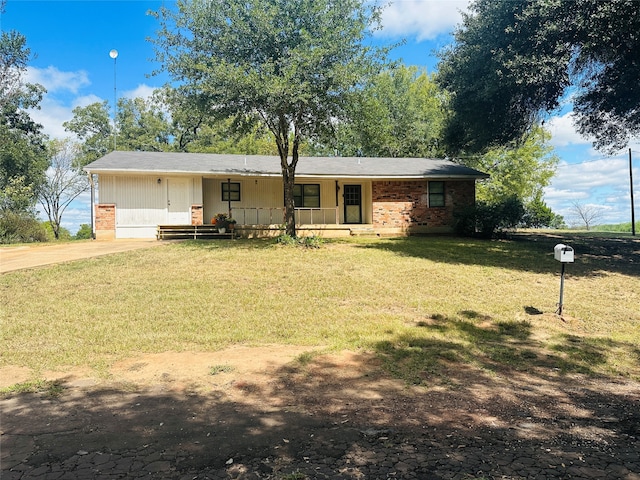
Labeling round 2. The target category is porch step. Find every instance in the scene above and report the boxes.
[349,226,378,237]
[157,225,235,240]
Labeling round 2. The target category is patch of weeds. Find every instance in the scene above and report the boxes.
[275,232,298,246]
[275,233,324,249]
[295,350,320,366]
[209,364,235,375]
[300,235,324,249]
[0,379,65,397]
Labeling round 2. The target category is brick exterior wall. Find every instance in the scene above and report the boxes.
[372,180,476,230]
[191,204,204,225]
[94,203,116,240]
[95,204,116,231]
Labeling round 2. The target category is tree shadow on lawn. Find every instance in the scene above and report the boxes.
[360,233,640,277]
[378,311,634,383]
[3,339,639,479]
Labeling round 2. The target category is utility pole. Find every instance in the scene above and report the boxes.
[631,148,636,236]
[109,49,118,150]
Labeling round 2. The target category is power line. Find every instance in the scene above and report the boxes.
[556,157,634,167]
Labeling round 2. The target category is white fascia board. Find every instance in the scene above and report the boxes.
[84,169,488,180]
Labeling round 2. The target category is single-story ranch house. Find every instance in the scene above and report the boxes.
[84,151,489,239]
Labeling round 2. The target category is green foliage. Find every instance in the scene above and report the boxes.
[454,197,525,239]
[521,196,566,229]
[463,126,558,204]
[300,235,324,249]
[275,232,299,246]
[42,221,72,241]
[0,379,64,397]
[116,95,173,152]
[209,364,235,375]
[319,65,447,158]
[186,117,280,155]
[0,210,47,243]
[151,0,387,236]
[63,101,113,165]
[437,0,640,153]
[0,29,48,212]
[75,223,93,239]
[275,233,324,248]
[594,222,640,233]
[0,175,36,214]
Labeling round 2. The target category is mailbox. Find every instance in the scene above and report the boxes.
[554,244,574,263]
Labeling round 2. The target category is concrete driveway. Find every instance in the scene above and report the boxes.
[0,239,163,273]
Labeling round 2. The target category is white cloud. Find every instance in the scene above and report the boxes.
[546,113,591,148]
[544,156,638,224]
[28,94,105,139]
[122,84,157,100]
[29,98,72,139]
[72,94,104,108]
[555,158,629,190]
[377,0,470,41]
[26,66,90,94]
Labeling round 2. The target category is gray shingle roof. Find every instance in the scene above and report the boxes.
[84,151,489,179]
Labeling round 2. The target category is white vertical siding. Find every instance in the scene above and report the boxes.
[112,176,167,227]
[204,177,285,223]
[98,173,373,233]
[98,174,203,237]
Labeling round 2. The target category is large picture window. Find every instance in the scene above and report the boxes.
[222,182,241,201]
[428,181,445,207]
[293,184,320,208]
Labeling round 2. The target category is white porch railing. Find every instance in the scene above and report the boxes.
[231,207,339,225]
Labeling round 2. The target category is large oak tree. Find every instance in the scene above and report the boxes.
[437,0,640,154]
[151,0,387,236]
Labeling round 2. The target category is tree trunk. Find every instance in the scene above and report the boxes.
[282,164,296,237]
[274,114,300,238]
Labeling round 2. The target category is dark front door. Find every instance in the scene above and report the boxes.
[344,185,362,224]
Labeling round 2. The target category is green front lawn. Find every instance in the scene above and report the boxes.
[1,234,638,383]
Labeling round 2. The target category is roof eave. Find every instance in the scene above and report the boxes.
[84,168,489,180]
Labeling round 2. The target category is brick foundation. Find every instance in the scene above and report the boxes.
[191,204,204,225]
[372,180,475,230]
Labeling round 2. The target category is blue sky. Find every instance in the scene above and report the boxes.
[2,0,638,233]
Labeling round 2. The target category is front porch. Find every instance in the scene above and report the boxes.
[156,220,375,241]
[216,207,380,238]
[157,205,382,240]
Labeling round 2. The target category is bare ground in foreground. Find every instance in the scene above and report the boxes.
[2,346,639,479]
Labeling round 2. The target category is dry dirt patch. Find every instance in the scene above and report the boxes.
[2,346,639,479]
[0,345,316,391]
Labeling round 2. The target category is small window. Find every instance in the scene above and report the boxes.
[293,184,320,208]
[222,182,241,202]
[429,181,445,207]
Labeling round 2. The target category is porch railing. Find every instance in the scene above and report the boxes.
[231,207,339,226]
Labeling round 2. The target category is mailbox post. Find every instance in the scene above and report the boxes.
[554,244,574,315]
